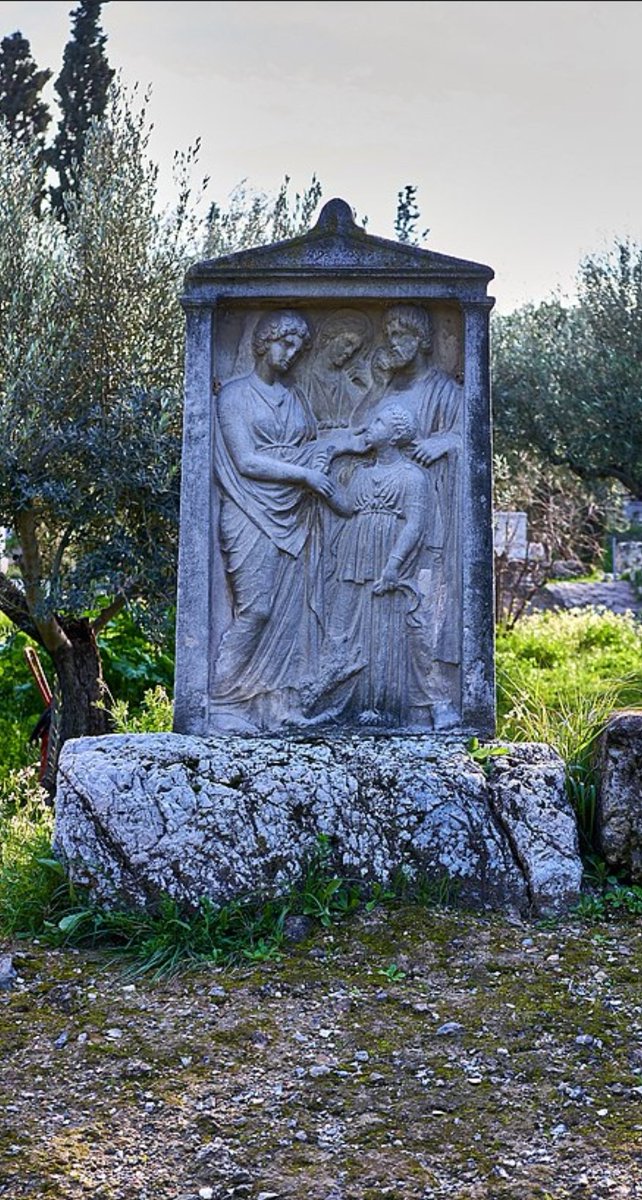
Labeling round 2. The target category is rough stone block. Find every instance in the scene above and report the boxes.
[597,711,642,879]
[54,734,581,918]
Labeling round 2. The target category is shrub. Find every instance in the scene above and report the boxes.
[497,608,642,853]
[0,616,42,774]
[0,767,75,934]
[109,684,173,733]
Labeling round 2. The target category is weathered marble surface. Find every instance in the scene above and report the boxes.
[175,198,496,739]
[597,711,642,879]
[54,734,582,917]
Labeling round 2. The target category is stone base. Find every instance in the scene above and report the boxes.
[54,734,582,918]
[597,711,642,880]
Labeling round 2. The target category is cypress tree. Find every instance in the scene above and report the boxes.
[0,31,51,146]
[49,0,114,220]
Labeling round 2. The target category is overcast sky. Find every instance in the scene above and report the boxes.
[1,0,642,310]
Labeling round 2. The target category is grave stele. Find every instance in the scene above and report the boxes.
[174,198,495,737]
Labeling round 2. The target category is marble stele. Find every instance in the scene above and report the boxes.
[175,199,496,739]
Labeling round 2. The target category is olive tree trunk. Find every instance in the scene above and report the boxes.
[42,617,111,794]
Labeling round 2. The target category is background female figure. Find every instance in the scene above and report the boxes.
[306,308,372,432]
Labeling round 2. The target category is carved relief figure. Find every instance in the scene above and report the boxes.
[306,309,372,432]
[358,304,463,724]
[316,405,434,727]
[211,302,463,734]
[211,309,346,731]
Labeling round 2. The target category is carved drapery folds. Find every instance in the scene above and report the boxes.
[210,302,464,734]
[175,198,495,737]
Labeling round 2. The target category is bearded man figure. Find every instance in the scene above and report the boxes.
[360,303,463,727]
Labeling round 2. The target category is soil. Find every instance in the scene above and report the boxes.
[2,905,642,1199]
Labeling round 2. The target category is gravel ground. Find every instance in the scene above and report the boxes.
[2,906,642,1199]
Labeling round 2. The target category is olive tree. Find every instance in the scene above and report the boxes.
[0,90,199,784]
[493,240,642,500]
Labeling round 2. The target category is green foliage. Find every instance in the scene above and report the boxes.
[0,812,459,977]
[497,609,642,730]
[576,882,642,922]
[0,31,51,148]
[466,736,509,775]
[38,835,364,977]
[44,893,290,978]
[99,610,174,709]
[0,768,78,934]
[0,87,203,653]
[493,447,621,570]
[0,614,41,772]
[378,962,407,983]
[297,833,362,927]
[110,685,173,734]
[49,0,114,220]
[493,240,642,499]
[497,608,642,852]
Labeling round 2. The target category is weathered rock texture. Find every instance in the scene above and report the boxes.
[597,711,642,879]
[54,734,582,917]
[530,580,640,616]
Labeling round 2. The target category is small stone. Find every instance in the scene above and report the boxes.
[123,1058,153,1078]
[413,1001,430,1013]
[257,1193,281,1200]
[436,1021,464,1036]
[283,914,313,943]
[468,1075,483,1085]
[208,985,227,1001]
[354,1050,369,1062]
[198,1189,214,1200]
[309,1064,331,1078]
[0,955,17,991]
[575,1033,602,1047]
[53,1030,69,1049]
[551,1123,568,1137]
[295,1129,308,1141]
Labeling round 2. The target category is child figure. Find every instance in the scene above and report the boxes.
[319,404,434,727]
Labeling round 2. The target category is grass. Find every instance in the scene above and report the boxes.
[3,606,642,965]
[0,776,456,977]
[496,608,642,853]
[0,768,75,935]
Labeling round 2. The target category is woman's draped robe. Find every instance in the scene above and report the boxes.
[211,371,324,728]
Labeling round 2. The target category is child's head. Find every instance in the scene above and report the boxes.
[365,404,417,451]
